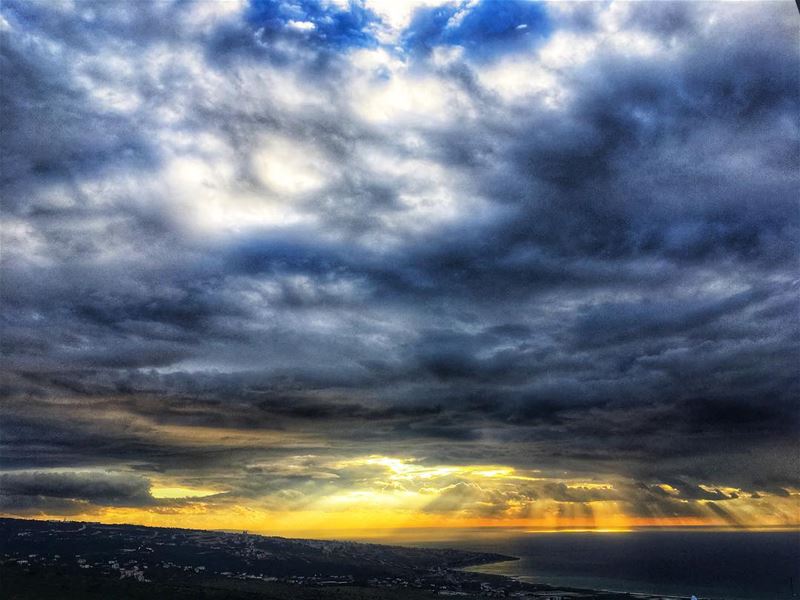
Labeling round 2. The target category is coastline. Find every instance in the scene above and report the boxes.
[4,518,789,599]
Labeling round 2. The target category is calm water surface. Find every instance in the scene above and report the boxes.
[406,529,800,600]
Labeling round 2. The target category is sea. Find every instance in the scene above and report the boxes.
[377,528,800,600]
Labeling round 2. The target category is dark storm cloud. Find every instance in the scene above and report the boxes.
[0,471,156,514]
[0,20,154,205]
[0,471,152,506]
[0,0,798,519]
[571,289,769,348]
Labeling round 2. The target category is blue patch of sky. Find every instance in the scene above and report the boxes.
[246,0,379,49]
[244,0,552,59]
[402,0,552,60]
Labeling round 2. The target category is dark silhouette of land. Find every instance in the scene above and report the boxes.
[0,517,687,599]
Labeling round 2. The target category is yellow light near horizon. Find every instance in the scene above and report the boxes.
[473,468,514,478]
[7,499,799,541]
[150,486,224,499]
[565,482,614,490]
[657,484,680,495]
[2,455,797,538]
[337,456,521,482]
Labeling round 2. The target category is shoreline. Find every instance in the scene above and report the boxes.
[1,517,778,600]
[460,559,716,600]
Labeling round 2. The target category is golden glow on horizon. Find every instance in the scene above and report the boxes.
[8,507,799,540]
[150,485,225,499]
[3,455,798,537]
[567,482,614,490]
[335,456,539,482]
[523,529,634,534]
[657,484,680,496]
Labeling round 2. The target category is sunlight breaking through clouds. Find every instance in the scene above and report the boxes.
[0,0,798,534]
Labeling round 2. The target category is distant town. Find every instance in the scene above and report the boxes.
[0,518,705,600]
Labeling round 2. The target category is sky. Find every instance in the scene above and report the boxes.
[0,0,798,536]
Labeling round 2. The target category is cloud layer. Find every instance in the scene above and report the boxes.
[1,0,798,531]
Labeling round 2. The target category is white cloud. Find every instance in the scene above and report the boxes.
[287,20,316,32]
[365,0,457,41]
[252,134,335,196]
